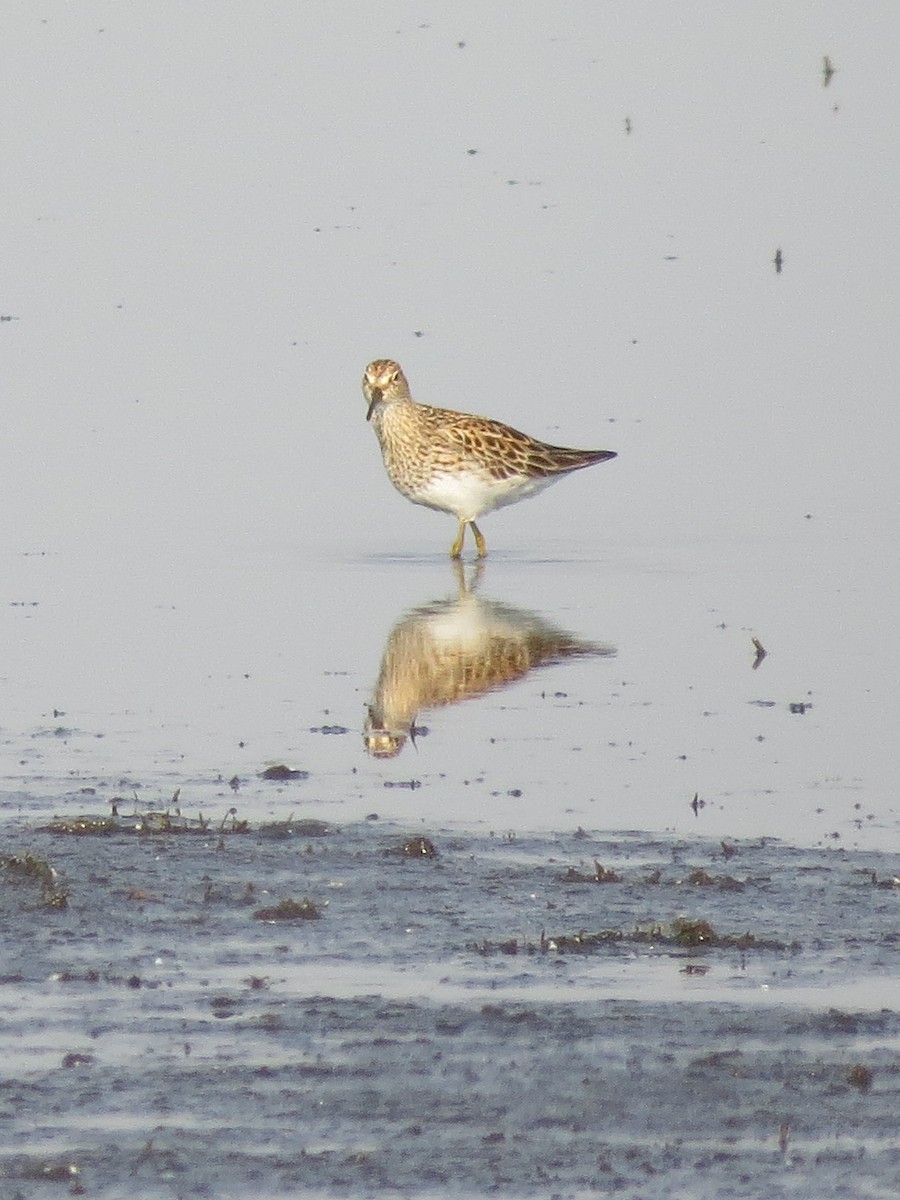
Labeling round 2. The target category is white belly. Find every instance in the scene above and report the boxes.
[410,468,559,521]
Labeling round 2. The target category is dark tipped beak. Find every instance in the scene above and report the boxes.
[365,390,381,421]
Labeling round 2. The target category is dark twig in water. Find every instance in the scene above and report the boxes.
[752,637,767,669]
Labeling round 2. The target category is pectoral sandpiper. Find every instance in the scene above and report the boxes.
[362,359,617,558]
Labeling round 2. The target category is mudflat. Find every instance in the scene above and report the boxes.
[2,813,898,1198]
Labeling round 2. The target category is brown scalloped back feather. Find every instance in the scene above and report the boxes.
[427,409,616,482]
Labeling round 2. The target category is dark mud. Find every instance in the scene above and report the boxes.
[2,812,900,1198]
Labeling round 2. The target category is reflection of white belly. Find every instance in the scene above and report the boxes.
[410,468,559,521]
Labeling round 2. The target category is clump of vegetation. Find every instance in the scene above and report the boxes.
[3,852,56,888]
[40,815,120,836]
[41,797,250,837]
[559,861,622,883]
[1,853,69,908]
[259,817,334,839]
[555,862,746,888]
[470,917,796,957]
[682,869,744,891]
[672,917,716,946]
[42,794,338,842]
[384,836,438,858]
[253,897,322,921]
[259,765,310,781]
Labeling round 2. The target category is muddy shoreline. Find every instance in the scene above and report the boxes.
[3,812,899,1197]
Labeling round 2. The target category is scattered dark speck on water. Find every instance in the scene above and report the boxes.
[848,1063,873,1092]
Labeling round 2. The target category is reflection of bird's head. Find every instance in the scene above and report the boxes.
[363,728,407,759]
[363,359,410,420]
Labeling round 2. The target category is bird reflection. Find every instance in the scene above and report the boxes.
[364,564,615,757]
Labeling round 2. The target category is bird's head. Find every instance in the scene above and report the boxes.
[363,359,410,420]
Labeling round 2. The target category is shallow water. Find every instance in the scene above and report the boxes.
[3,530,896,853]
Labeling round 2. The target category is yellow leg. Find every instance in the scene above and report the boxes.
[450,520,487,559]
[449,521,466,559]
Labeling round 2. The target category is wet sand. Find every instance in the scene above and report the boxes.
[3,813,900,1197]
